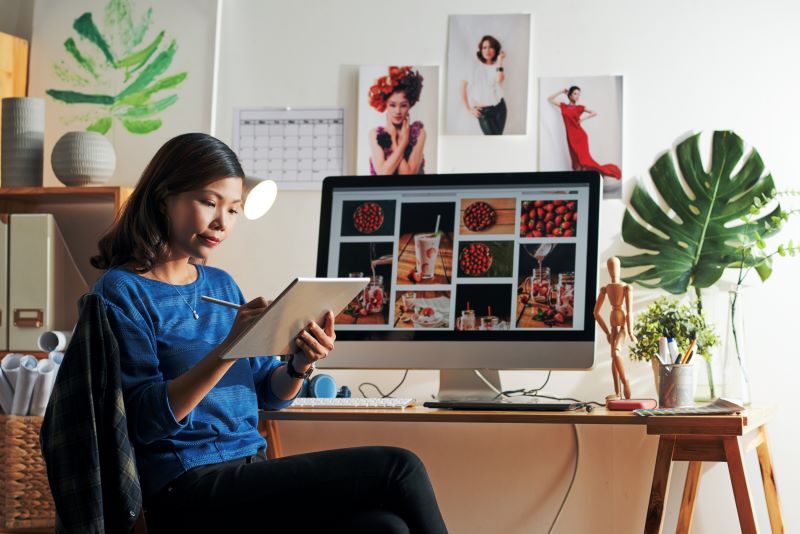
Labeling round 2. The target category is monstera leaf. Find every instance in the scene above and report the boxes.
[45,2,185,135]
[620,131,780,294]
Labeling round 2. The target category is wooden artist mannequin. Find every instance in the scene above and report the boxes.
[593,257,635,399]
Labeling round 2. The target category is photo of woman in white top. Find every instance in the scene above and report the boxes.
[445,14,530,136]
[461,35,507,135]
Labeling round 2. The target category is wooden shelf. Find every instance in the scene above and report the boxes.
[0,186,133,288]
[0,186,132,213]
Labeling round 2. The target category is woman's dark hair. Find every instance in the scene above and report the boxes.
[90,133,244,272]
[568,86,581,97]
[392,70,424,107]
[477,35,502,64]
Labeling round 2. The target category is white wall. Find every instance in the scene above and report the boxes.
[213,2,800,533]
[7,1,800,532]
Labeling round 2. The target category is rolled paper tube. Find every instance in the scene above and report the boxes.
[48,351,64,365]
[37,330,72,352]
[29,359,56,416]
[0,368,13,414]
[10,355,38,416]
[1,353,21,391]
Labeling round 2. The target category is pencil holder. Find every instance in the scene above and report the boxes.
[658,362,695,408]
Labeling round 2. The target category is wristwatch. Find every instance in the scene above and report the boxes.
[286,354,314,380]
[496,67,504,72]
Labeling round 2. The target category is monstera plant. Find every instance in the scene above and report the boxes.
[620,131,780,300]
[620,131,781,398]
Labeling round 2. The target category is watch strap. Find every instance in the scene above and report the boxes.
[286,355,314,380]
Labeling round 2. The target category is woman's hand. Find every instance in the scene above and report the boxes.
[293,311,336,368]
[470,106,483,118]
[223,297,269,349]
[498,50,507,63]
[397,117,411,148]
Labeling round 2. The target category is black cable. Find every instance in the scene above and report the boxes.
[358,370,409,398]
[499,370,552,398]
[487,370,604,409]
[523,392,605,408]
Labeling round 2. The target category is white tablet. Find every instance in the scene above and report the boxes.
[220,277,369,359]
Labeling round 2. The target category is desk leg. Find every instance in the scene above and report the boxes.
[723,437,759,534]
[258,419,284,459]
[676,461,702,534]
[645,435,676,534]
[755,427,784,534]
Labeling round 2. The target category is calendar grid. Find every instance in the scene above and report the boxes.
[234,108,345,190]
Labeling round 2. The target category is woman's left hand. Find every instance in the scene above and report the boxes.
[498,50,507,62]
[293,311,336,367]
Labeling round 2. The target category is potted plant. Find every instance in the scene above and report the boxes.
[629,297,719,394]
[619,131,781,398]
[718,188,799,402]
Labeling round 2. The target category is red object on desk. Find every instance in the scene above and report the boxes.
[606,398,657,411]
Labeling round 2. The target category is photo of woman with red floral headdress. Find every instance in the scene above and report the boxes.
[357,65,439,175]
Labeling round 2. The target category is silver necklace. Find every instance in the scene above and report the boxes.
[155,269,199,320]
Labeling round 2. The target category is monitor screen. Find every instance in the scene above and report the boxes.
[316,172,602,371]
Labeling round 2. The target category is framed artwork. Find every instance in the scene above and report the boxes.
[356,65,439,176]
[446,14,531,136]
[29,0,219,186]
[539,75,624,199]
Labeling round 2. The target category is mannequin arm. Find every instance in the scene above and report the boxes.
[593,287,610,336]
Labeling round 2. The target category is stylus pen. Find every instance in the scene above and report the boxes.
[200,295,241,309]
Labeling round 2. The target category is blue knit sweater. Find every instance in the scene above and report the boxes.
[93,264,292,498]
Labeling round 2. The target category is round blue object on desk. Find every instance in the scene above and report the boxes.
[308,374,337,398]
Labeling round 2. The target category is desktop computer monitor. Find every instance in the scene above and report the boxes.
[316,172,602,399]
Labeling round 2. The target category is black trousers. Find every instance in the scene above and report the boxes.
[145,446,448,534]
[478,98,507,135]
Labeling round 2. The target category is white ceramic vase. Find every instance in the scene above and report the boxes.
[1,97,45,187]
[51,131,116,186]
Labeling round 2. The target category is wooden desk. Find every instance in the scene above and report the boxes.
[259,405,783,534]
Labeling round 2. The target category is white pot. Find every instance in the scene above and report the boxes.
[1,97,45,187]
[51,131,116,186]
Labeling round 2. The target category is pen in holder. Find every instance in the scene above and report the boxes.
[657,361,695,408]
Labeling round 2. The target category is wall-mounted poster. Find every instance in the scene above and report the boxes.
[539,76,624,199]
[446,14,531,136]
[356,65,438,176]
[29,0,219,186]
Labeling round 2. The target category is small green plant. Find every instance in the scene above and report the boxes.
[630,297,719,364]
[732,189,800,285]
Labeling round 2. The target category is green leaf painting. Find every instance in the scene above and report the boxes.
[46,0,187,135]
[619,131,781,294]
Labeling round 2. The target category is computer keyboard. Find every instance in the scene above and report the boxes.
[287,397,415,409]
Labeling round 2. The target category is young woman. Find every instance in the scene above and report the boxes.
[91,133,448,533]
[461,35,507,135]
[547,86,621,180]
[368,66,427,175]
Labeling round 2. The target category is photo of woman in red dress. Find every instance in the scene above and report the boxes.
[539,76,623,199]
[548,86,621,180]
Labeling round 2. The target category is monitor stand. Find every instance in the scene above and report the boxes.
[437,369,502,401]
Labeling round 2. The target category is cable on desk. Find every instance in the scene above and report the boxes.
[473,370,553,400]
[468,371,606,411]
[548,424,579,534]
[472,369,506,398]
[358,370,409,398]
[526,393,605,409]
